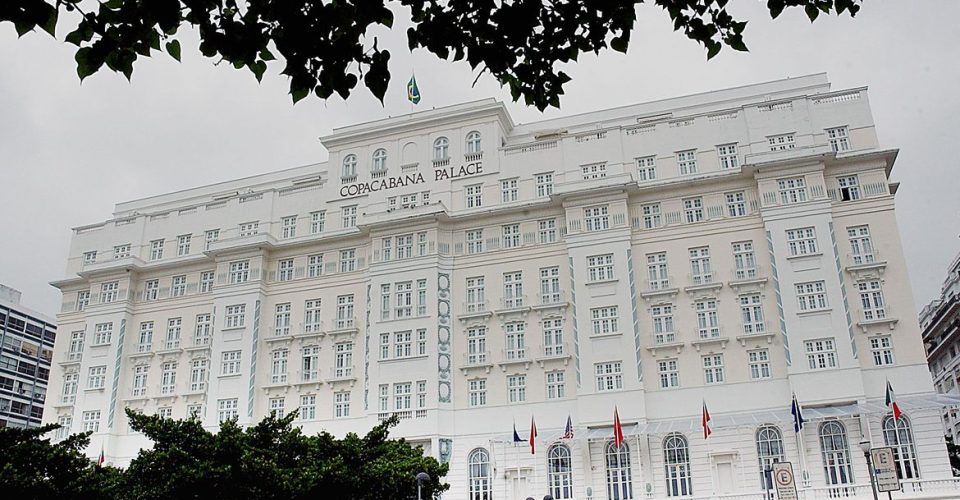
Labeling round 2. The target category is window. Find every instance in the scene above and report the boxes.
[546,371,565,399]
[595,361,623,391]
[143,280,159,301]
[100,281,119,303]
[536,172,554,197]
[466,277,485,312]
[756,426,785,483]
[339,249,356,273]
[229,260,250,284]
[76,290,90,311]
[652,305,675,344]
[62,372,78,403]
[637,156,656,180]
[695,300,720,338]
[818,421,853,487]
[606,441,633,500]
[726,191,747,217]
[805,338,837,370]
[221,351,242,376]
[305,254,323,278]
[537,219,557,244]
[160,361,177,394]
[588,254,615,282]
[749,350,771,379]
[150,239,164,260]
[664,433,692,497]
[768,133,796,151]
[827,126,850,152]
[336,295,354,329]
[505,323,526,360]
[114,244,130,259]
[302,345,320,381]
[465,184,483,208]
[417,280,428,316]
[433,137,449,160]
[175,234,191,256]
[677,149,697,175]
[786,227,818,256]
[239,221,259,237]
[858,281,886,320]
[87,365,107,389]
[740,294,765,334]
[418,232,428,256]
[717,143,739,169]
[703,354,725,384]
[502,224,521,248]
[55,415,72,440]
[466,131,482,154]
[83,251,97,265]
[591,306,619,335]
[82,410,100,432]
[341,154,357,181]
[165,318,182,349]
[274,303,291,336]
[689,247,712,285]
[93,323,112,345]
[68,330,84,360]
[300,394,316,420]
[310,211,325,233]
[218,398,239,422]
[271,349,288,384]
[187,404,202,418]
[658,359,679,389]
[334,342,353,377]
[277,259,294,282]
[882,415,920,479]
[796,281,828,311]
[540,267,561,304]
[870,336,895,366]
[548,444,574,499]
[171,275,187,297]
[507,375,526,403]
[417,328,427,355]
[394,331,413,358]
[334,391,351,417]
[380,284,391,321]
[466,229,484,254]
[501,178,518,202]
[372,148,387,172]
[132,365,148,397]
[204,229,219,250]
[584,205,610,231]
[190,359,208,391]
[642,203,662,229]
[225,304,245,328]
[468,448,492,500]
[469,379,487,407]
[732,241,757,279]
[838,175,861,201]
[646,252,669,290]
[582,162,607,179]
[778,177,807,204]
[194,314,212,345]
[199,271,215,293]
[683,197,704,223]
[341,205,357,228]
[280,216,297,239]
[847,226,875,264]
[503,271,523,308]
[391,282,412,318]
[466,327,487,364]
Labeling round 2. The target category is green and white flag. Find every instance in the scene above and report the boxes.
[407,74,421,104]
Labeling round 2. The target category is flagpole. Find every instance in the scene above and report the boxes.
[793,392,810,488]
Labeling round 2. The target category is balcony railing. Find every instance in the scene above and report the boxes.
[732,265,762,281]
[644,276,674,292]
[688,272,717,286]
[464,151,483,162]
[462,300,490,315]
[500,295,527,310]
[464,352,490,366]
[537,290,567,306]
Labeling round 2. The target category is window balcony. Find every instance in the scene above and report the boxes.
[460,301,492,321]
[641,276,679,300]
[461,352,493,374]
[464,151,483,162]
[498,348,531,371]
[432,157,450,168]
[685,273,723,294]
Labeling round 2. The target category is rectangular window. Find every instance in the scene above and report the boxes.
[507,375,526,403]
[658,359,679,389]
[177,234,191,256]
[114,244,131,259]
[271,349,288,384]
[827,126,850,152]
[77,290,90,311]
[642,203,662,229]
[652,304,675,344]
[334,342,353,378]
[144,280,159,301]
[540,267,561,304]
[538,219,557,244]
[717,143,738,169]
[194,314,212,345]
[587,254,615,282]
[683,197,704,223]
[82,251,97,265]
[870,336,895,366]
[740,294,765,334]
[302,345,320,381]
[190,359,209,391]
[302,299,322,333]
[546,371,565,399]
[221,351,242,376]
[394,382,412,410]
[591,306,619,335]
[749,350,771,380]
[380,284,391,321]
[62,373,78,403]
[703,354,725,384]
[732,241,757,280]
[726,191,747,217]
[838,175,861,201]
[150,239,164,260]
[858,280,886,320]
[239,221,259,237]
[93,323,113,345]
[396,234,413,259]
[336,295,354,329]
[768,133,796,151]
[581,163,607,179]
[82,410,100,432]
[778,177,807,204]
[503,272,523,308]
[417,280,428,316]
[205,229,220,250]
[796,281,828,312]
[636,156,656,180]
[165,318,182,349]
[55,415,73,440]
[505,322,526,360]
[339,249,357,273]
[305,254,323,278]
[277,259,294,282]
[466,327,487,364]
[300,395,316,420]
[543,318,563,356]
[501,178,519,202]
[217,398,239,422]
[132,365,148,397]
[695,299,720,338]
[677,149,697,175]
[199,271,215,293]
[502,224,521,248]
[418,231,428,256]
[466,277,485,313]
[417,380,427,409]
[465,184,483,208]
[68,330,85,360]
[394,281,413,318]
[805,338,837,370]
[87,365,107,389]
[466,229,484,254]
[536,172,554,197]
[595,361,623,391]
[786,227,818,256]
[381,238,392,262]
[646,252,670,290]
[341,205,357,228]
[689,247,712,285]
[584,205,610,231]
[417,328,427,356]
[847,226,875,264]
[160,361,177,394]
[281,216,297,239]
[229,260,250,284]
[274,303,291,336]
[393,331,413,359]
[310,211,326,233]
[225,304,246,328]
[100,281,119,303]
[171,275,187,297]
[334,391,351,418]
[469,379,487,407]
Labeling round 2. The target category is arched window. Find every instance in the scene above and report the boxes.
[433,136,449,161]
[756,425,785,486]
[606,440,633,500]
[819,421,853,487]
[468,448,492,500]
[548,444,573,499]
[883,415,920,479]
[372,148,387,172]
[663,433,692,497]
[466,131,482,154]
[342,154,357,179]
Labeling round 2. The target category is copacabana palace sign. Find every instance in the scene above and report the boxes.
[339,161,484,198]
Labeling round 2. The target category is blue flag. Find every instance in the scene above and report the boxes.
[512,423,523,443]
[407,74,421,104]
[791,394,805,433]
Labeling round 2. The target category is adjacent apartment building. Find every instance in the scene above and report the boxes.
[45,73,956,498]
[1,284,56,428]
[920,251,960,442]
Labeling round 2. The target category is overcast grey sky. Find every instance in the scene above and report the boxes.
[1,1,958,316]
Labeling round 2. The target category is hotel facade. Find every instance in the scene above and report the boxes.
[46,74,958,499]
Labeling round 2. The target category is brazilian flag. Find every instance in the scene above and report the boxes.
[407,74,421,104]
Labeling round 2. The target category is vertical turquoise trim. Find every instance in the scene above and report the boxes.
[766,231,791,366]
[568,256,581,388]
[437,273,452,403]
[364,284,371,411]
[829,222,858,358]
[247,300,260,418]
[626,248,643,381]
[107,318,126,428]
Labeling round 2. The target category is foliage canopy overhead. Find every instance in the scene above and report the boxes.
[2,0,861,109]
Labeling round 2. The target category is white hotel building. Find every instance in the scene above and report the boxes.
[46,74,957,499]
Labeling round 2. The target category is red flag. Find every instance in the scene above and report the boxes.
[885,381,902,420]
[613,407,624,449]
[702,401,712,440]
[97,446,105,466]
[529,416,538,454]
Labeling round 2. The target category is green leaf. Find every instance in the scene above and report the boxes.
[291,87,309,104]
[250,60,267,82]
[75,47,96,81]
[610,35,629,53]
[41,5,58,37]
[259,48,275,61]
[166,40,181,62]
[706,40,721,59]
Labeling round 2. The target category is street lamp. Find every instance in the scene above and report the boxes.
[415,472,431,500]
[859,439,879,500]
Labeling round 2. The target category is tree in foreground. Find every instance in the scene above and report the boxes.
[2,0,861,109]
